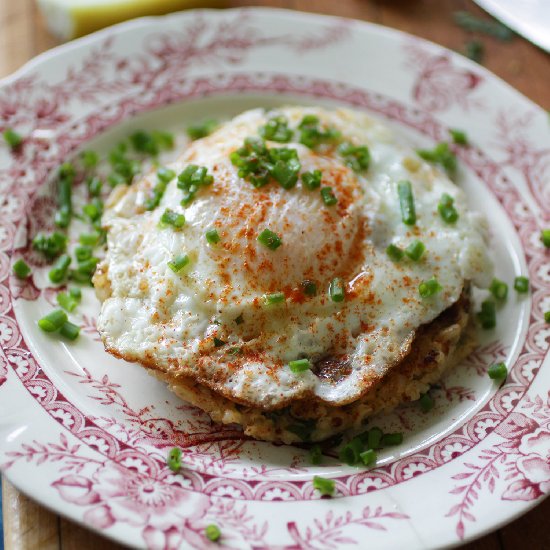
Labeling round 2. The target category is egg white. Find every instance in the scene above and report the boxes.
[96,107,492,408]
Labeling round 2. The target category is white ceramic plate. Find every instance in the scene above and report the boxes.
[0,8,548,549]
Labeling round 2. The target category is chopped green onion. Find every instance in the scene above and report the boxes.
[75,246,93,262]
[541,229,550,248]
[213,337,226,347]
[257,228,282,250]
[130,131,158,155]
[405,240,425,261]
[544,311,550,323]
[177,164,214,205]
[230,137,270,188]
[77,257,99,276]
[87,176,103,197]
[259,116,293,143]
[514,276,529,293]
[13,259,31,279]
[78,232,101,247]
[419,393,434,412]
[268,147,301,189]
[231,139,302,189]
[299,115,319,127]
[167,447,182,472]
[449,129,468,146]
[397,180,416,226]
[108,144,141,185]
[301,170,322,190]
[3,128,23,149]
[320,186,338,206]
[57,287,82,312]
[417,142,457,176]
[152,130,174,151]
[107,172,127,187]
[338,142,370,172]
[477,300,496,329]
[130,130,174,156]
[55,172,73,229]
[49,254,71,284]
[60,321,80,341]
[386,244,404,262]
[33,231,68,261]
[489,278,508,301]
[69,269,93,285]
[360,449,377,467]
[157,167,176,184]
[301,280,317,296]
[419,277,442,298]
[38,309,68,332]
[465,40,484,63]
[488,362,507,380]
[263,292,285,305]
[186,119,218,140]
[438,193,459,224]
[54,206,71,229]
[57,292,78,312]
[329,277,345,303]
[289,358,311,373]
[167,254,190,273]
[160,209,185,229]
[144,170,174,211]
[367,427,383,450]
[381,432,403,446]
[83,200,103,222]
[81,150,99,169]
[58,162,76,180]
[298,115,341,149]
[339,437,363,466]
[310,444,322,465]
[205,524,221,542]
[69,287,82,301]
[453,11,514,41]
[313,475,335,497]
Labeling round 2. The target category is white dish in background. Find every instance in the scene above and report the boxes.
[0,8,548,549]
[475,0,550,52]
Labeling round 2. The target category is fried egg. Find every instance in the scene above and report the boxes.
[95,106,492,411]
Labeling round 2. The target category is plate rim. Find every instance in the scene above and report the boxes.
[0,6,548,549]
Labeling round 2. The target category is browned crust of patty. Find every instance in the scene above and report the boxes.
[147,288,473,443]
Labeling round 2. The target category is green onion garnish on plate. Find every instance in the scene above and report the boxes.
[257,229,282,250]
[397,180,416,226]
[3,128,23,149]
[488,362,507,380]
[328,277,345,302]
[313,475,335,497]
[12,259,31,279]
[418,277,442,298]
[167,447,182,472]
[289,358,311,373]
[205,524,221,542]
[514,276,529,293]
[404,240,425,261]
[167,254,190,273]
[38,309,68,333]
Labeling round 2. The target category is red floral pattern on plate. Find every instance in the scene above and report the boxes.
[0,8,548,549]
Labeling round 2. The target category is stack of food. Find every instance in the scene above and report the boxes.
[93,106,492,444]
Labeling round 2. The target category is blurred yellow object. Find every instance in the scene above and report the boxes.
[37,0,227,40]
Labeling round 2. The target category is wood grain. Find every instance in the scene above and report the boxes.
[1,0,549,548]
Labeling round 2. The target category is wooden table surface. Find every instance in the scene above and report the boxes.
[1,1,548,549]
